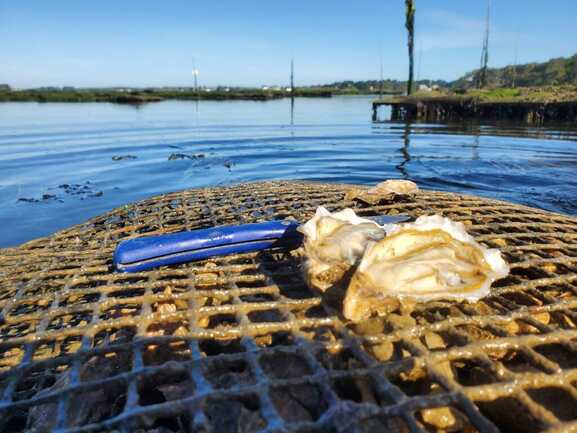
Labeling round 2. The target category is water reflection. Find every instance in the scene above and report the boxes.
[396,122,411,178]
[374,118,577,142]
[472,134,480,161]
[290,95,295,127]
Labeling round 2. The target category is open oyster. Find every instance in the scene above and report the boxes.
[345,179,419,205]
[343,215,509,322]
[298,207,386,292]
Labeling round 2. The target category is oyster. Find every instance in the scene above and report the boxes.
[343,215,509,322]
[345,179,419,205]
[298,207,386,292]
[370,179,419,195]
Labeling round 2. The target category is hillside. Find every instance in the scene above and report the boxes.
[319,54,577,93]
[452,54,577,89]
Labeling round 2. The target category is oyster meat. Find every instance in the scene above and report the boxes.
[298,206,386,292]
[343,215,509,322]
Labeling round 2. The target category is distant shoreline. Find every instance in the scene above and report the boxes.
[0,88,406,104]
[0,88,336,104]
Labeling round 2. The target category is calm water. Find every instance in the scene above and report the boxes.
[1,96,577,248]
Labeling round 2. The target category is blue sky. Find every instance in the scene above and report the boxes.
[1,0,576,88]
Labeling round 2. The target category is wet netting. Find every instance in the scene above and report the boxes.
[1,181,577,433]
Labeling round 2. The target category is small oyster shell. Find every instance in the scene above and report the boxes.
[370,179,419,195]
[345,179,419,205]
[343,215,509,322]
[298,207,386,292]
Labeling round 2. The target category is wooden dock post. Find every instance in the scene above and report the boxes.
[371,97,577,124]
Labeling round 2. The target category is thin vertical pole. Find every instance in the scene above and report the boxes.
[512,30,519,88]
[478,0,491,88]
[416,39,423,86]
[192,58,199,98]
[379,42,383,100]
[290,58,295,126]
[290,58,294,94]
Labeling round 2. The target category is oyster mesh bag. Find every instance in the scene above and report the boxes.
[1,181,577,433]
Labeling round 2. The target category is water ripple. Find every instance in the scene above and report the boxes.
[0,97,576,247]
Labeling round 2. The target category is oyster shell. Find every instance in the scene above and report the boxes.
[345,179,419,205]
[298,207,386,292]
[343,215,509,322]
[370,179,419,195]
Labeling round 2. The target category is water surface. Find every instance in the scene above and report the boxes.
[1,96,576,247]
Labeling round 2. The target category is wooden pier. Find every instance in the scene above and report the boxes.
[372,96,577,124]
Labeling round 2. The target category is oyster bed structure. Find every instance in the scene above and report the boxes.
[1,181,577,433]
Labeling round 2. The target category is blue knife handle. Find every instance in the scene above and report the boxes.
[114,220,302,272]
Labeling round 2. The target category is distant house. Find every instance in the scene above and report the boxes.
[418,84,432,92]
[0,84,11,91]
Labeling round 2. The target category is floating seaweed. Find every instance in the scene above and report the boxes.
[111,155,137,161]
[168,153,205,161]
[17,182,103,204]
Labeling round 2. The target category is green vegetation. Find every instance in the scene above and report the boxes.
[453,54,577,89]
[468,85,577,103]
[316,79,448,95]
[466,87,521,101]
[0,87,333,103]
[378,85,577,105]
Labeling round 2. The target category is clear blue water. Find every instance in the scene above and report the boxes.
[1,96,577,248]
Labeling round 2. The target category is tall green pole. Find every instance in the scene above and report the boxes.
[405,0,415,95]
